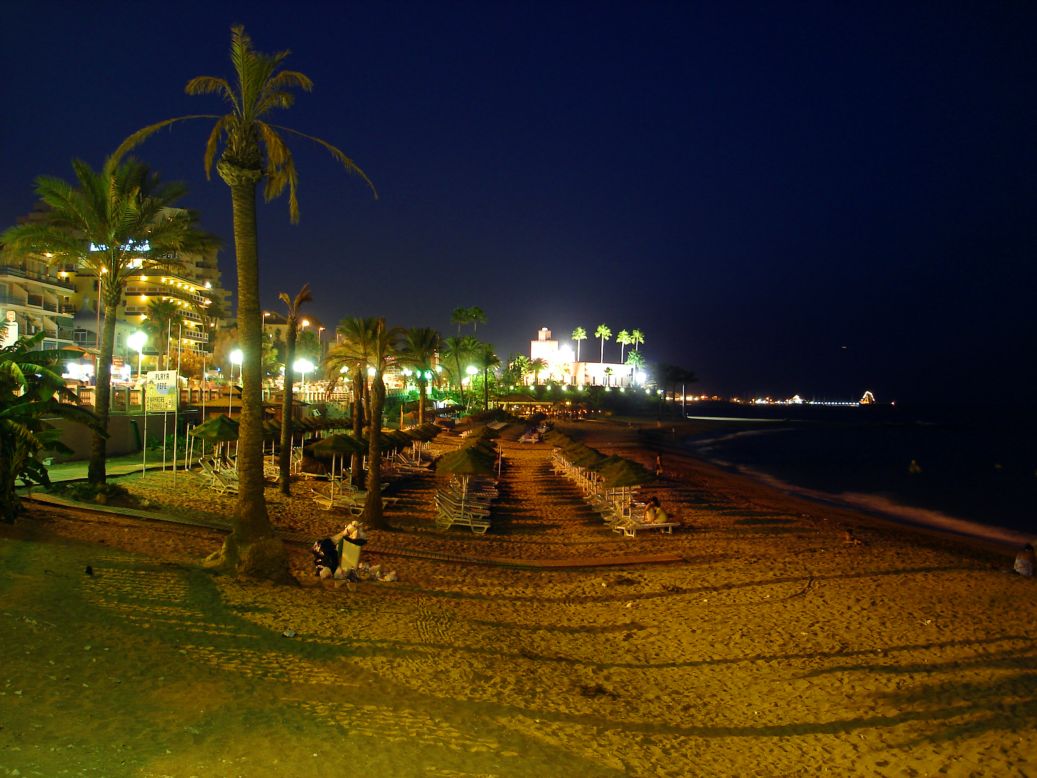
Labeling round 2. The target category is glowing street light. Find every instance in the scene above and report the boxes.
[127,330,147,382]
[293,357,315,391]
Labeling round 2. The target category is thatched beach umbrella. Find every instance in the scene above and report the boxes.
[436,445,496,516]
[601,458,655,489]
[308,433,367,493]
[189,414,240,464]
[191,414,240,442]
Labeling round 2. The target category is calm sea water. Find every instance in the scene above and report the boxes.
[684,403,1036,547]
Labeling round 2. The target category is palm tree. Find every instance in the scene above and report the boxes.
[630,328,645,351]
[468,306,486,334]
[1,158,214,486]
[142,298,186,370]
[327,316,379,479]
[616,329,632,363]
[451,306,486,335]
[625,349,646,383]
[509,355,532,386]
[603,367,613,387]
[571,326,587,362]
[362,318,399,531]
[595,324,612,363]
[530,357,548,386]
[441,335,478,404]
[473,343,500,410]
[1,332,101,522]
[115,26,376,580]
[277,283,311,495]
[450,307,469,335]
[397,327,440,426]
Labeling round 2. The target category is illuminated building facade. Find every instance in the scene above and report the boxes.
[0,252,77,350]
[528,327,641,387]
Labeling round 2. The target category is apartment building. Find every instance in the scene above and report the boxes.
[0,252,77,349]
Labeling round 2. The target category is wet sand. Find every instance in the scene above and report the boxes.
[1,420,1034,776]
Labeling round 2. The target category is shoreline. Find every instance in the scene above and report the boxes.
[632,423,1030,562]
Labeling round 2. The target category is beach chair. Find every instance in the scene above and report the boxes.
[613,517,680,537]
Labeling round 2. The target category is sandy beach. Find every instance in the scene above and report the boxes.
[1,420,1034,777]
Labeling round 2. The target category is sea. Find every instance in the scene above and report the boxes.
[682,402,1036,549]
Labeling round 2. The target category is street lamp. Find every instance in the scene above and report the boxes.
[293,357,315,393]
[229,348,243,414]
[317,326,325,361]
[127,330,147,383]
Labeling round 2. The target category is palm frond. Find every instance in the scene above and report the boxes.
[271,124,378,199]
[111,116,219,163]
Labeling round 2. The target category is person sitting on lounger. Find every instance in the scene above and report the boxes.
[654,501,669,524]
[644,497,661,523]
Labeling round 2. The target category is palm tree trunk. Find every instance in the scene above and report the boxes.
[278,321,297,495]
[417,380,426,426]
[363,373,387,529]
[454,354,465,404]
[212,163,288,581]
[87,290,119,484]
[600,339,605,363]
[350,368,365,478]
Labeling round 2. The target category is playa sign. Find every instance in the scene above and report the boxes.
[145,370,179,412]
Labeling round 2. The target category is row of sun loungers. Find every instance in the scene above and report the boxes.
[551,448,679,537]
[434,473,498,534]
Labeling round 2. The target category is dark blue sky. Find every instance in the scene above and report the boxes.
[2,2,1034,404]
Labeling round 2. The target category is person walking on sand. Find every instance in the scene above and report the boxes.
[1015,543,1035,577]
[655,455,664,478]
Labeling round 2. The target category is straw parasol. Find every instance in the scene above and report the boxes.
[436,445,497,516]
[190,414,239,442]
[307,433,368,493]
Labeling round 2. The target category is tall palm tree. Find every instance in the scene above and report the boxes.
[115,26,376,580]
[530,357,548,386]
[625,349,646,383]
[1,157,214,485]
[616,329,632,363]
[571,326,587,362]
[441,335,478,404]
[327,316,379,479]
[277,283,311,495]
[595,324,612,363]
[473,343,500,410]
[397,327,440,426]
[362,318,399,530]
[142,298,186,370]
[450,307,469,335]
[468,306,486,334]
[630,328,645,351]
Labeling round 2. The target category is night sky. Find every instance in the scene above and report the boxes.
[3,2,1034,405]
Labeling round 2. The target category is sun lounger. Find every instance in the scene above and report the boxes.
[613,519,680,537]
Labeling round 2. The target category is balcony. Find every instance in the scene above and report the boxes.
[0,264,75,290]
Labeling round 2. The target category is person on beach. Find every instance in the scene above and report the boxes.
[644,497,660,523]
[655,455,664,478]
[1015,544,1035,577]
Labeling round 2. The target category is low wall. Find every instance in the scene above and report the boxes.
[47,410,203,463]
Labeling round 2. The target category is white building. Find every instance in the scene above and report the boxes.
[528,327,640,387]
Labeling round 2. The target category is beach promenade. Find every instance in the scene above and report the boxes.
[1,422,1034,776]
